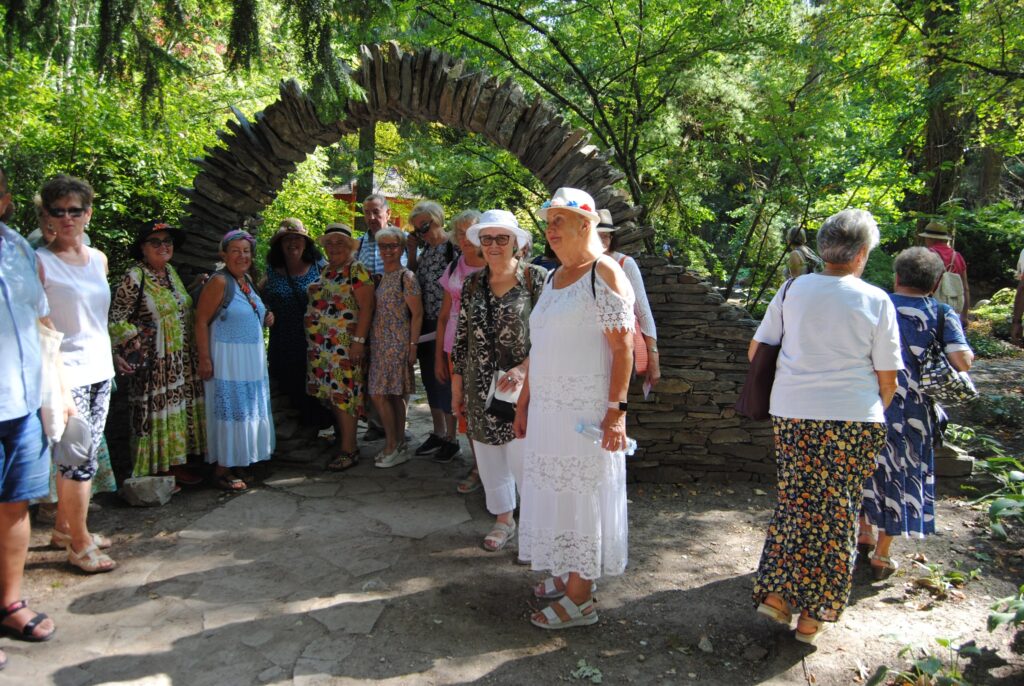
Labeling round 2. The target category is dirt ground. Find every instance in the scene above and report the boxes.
[9,360,1024,685]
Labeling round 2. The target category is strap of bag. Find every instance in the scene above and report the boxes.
[778,277,795,338]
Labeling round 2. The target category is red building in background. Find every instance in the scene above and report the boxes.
[330,167,418,233]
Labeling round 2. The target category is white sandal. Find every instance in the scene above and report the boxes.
[68,543,117,574]
[50,529,112,550]
[482,521,516,552]
[531,595,599,630]
[534,574,598,600]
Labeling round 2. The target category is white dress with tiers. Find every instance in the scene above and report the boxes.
[519,267,634,580]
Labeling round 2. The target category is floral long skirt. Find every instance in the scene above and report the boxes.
[752,417,887,622]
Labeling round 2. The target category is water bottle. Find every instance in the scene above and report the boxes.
[575,422,637,456]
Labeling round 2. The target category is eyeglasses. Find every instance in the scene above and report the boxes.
[47,206,87,218]
[144,238,175,248]
[415,220,432,233]
[479,234,512,246]
[322,240,349,248]
[378,243,402,251]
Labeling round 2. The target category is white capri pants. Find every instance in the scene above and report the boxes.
[472,439,523,516]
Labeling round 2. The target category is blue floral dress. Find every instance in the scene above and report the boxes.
[862,295,969,538]
[204,282,275,468]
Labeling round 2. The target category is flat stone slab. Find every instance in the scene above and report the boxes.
[353,492,472,539]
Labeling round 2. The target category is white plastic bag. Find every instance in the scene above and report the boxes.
[37,321,65,442]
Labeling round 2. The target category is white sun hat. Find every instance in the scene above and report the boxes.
[466,209,533,250]
[537,187,600,225]
[596,209,616,232]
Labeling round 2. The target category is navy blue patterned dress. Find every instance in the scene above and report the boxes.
[861,294,969,538]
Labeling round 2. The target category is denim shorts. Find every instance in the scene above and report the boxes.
[0,411,51,503]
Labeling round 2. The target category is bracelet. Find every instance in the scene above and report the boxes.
[607,401,628,411]
[352,336,366,344]
[648,346,659,353]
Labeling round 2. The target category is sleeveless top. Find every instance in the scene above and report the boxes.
[37,246,115,388]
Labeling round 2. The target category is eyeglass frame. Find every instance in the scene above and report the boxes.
[479,234,512,246]
[144,237,176,248]
[378,242,403,251]
[46,206,87,218]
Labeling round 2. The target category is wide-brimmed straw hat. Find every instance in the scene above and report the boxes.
[917,221,952,241]
[129,221,186,259]
[269,217,315,249]
[596,209,616,232]
[319,222,358,249]
[537,187,600,225]
[466,209,532,250]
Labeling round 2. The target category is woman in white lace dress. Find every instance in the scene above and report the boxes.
[513,188,635,630]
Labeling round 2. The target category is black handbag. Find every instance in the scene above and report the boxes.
[735,279,795,421]
[917,303,978,404]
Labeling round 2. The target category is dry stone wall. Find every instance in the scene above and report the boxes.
[629,258,774,483]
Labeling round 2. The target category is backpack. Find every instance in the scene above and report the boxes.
[933,253,965,313]
[192,269,255,323]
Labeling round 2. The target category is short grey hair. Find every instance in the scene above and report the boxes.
[816,209,880,264]
[410,200,445,230]
[374,226,406,247]
[893,246,944,293]
[362,193,390,209]
[450,209,481,235]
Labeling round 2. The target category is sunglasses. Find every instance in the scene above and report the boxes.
[415,220,432,234]
[479,234,512,246]
[47,206,87,218]
[145,238,175,248]
[378,243,402,251]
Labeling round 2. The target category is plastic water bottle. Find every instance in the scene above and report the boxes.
[575,422,637,456]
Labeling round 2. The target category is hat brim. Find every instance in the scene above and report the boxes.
[318,233,358,249]
[466,222,532,250]
[917,231,951,240]
[270,231,316,249]
[537,205,600,224]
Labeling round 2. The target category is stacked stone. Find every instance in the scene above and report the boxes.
[177,42,651,276]
[627,258,774,483]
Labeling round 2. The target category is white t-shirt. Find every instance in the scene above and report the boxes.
[753,274,903,422]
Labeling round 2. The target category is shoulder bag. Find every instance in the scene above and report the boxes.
[735,278,795,421]
[917,302,978,404]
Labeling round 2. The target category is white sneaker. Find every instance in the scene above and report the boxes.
[376,446,410,469]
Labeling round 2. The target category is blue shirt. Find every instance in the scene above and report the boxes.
[0,222,49,421]
[357,227,407,275]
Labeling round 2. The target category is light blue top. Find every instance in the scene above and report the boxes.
[357,228,407,275]
[0,222,49,421]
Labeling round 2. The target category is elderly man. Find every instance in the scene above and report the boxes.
[0,168,59,666]
[919,222,970,328]
[357,193,407,276]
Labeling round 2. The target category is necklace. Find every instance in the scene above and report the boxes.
[236,277,261,319]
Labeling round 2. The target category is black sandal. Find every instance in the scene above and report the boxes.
[0,600,55,642]
[326,451,360,472]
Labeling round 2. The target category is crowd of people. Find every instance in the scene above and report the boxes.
[0,162,997,669]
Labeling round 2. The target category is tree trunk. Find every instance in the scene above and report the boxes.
[355,122,376,233]
[976,146,1003,205]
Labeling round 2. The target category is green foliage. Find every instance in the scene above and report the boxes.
[988,586,1024,632]
[968,288,1024,356]
[959,436,1024,540]
[569,659,603,684]
[869,638,980,686]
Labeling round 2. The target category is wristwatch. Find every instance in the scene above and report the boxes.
[607,401,628,411]
[352,336,366,344]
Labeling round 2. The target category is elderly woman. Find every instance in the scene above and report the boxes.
[437,210,485,494]
[451,210,545,551]
[368,226,423,468]
[407,201,461,462]
[596,209,661,389]
[749,209,902,644]
[860,247,973,579]
[513,188,635,630]
[35,175,116,573]
[261,218,329,430]
[109,222,205,483]
[306,224,375,471]
[195,230,276,492]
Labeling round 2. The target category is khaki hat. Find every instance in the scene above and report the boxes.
[918,221,952,241]
[596,209,616,232]
[269,218,315,249]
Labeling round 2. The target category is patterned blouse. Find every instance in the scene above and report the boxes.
[451,261,547,445]
[417,240,456,322]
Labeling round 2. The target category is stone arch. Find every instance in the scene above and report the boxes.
[177,41,647,271]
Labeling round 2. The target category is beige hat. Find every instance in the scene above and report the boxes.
[596,209,616,232]
[269,218,314,248]
[918,221,952,241]
[319,222,358,249]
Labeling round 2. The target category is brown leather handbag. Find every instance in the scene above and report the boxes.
[735,279,795,420]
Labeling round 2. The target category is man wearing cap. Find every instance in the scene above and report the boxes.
[920,221,970,328]
[0,167,58,660]
[357,194,407,276]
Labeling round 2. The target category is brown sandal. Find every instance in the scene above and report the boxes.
[326,451,360,472]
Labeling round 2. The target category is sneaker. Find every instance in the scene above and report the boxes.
[433,440,462,464]
[414,433,446,456]
[317,426,336,440]
[376,447,410,469]
[363,425,385,442]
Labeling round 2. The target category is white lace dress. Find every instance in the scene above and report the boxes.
[519,268,635,580]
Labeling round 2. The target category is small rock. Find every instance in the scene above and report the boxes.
[698,635,713,653]
[742,645,768,661]
[120,476,176,507]
[637,654,646,662]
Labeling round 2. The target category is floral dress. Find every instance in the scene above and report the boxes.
[862,295,970,538]
[368,268,420,395]
[109,263,206,476]
[306,260,372,416]
[450,262,546,445]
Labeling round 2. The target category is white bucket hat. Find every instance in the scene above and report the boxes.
[466,209,533,250]
[537,187,600,225]
[596,209,616,232]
